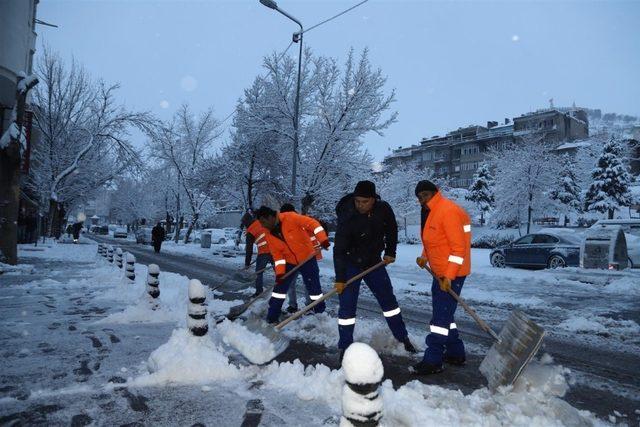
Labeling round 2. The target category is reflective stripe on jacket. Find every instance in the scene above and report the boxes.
[265,212,328,276]
[420,192,471,279]
[247,220,270,255]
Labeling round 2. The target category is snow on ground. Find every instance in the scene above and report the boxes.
[1,240,618,425]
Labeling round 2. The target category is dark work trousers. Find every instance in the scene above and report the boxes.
[254,253,273,293]
[337,264,409,350]
[267,258,325,323]
[422,276,466,365]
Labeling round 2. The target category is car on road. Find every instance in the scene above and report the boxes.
[113,227,128,239]
[135,227,153,244]
[589,219,640,268]
[223,227,242,242]
[490,232,581,269]
[93,225,109,235]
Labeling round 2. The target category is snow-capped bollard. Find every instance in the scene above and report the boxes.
[107,245,114,263]
[340,343,384,427]
[97,244,105,257]
[115,247,123,269]
[124,253,136,282]
[187,279,208,336]
[146,264,160,299]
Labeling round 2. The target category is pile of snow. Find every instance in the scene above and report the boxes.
[604,276,640,295]
[257,359,344,406]
[131,329,243,387]
[381,355,605,426]
[559,315,640,336]
[216,319,280,365]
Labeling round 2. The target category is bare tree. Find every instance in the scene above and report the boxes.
[28,49,153,237]
[148,104,221,243]
[489,132,560,233]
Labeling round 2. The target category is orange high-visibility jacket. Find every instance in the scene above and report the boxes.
[264,212,328,276]
[246,220,270,255]
[420,192,472,279]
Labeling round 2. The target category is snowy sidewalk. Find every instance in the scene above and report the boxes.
[0,242,615,426]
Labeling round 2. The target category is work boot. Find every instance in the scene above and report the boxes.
[286,305,298,314]
[410,361,444,375]
[443,354,466,366]
[403,338,417,353]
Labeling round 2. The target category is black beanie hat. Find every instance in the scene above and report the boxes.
[414,180,438,196]
[353,180,376,198]
[255,205,277,219]
[280,203,296,213]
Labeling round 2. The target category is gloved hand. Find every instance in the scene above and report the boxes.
[320,240,330,250]
[438,277,451,293]
[334,282,347,294]
[383,255,395,264]
[416,257,428,269]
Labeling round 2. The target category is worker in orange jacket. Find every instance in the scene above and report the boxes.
[245,218,272,297]
[255,206,330,323]
[412,180,472,375]
[279,203,322,312]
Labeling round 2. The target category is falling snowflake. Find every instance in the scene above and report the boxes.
[348,88,355,96]
[512,35,520,42]
[180,75,198,92]
[160,100,170,109]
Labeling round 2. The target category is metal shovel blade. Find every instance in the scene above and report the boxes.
[479,310,545,390]
[240,315,290,362]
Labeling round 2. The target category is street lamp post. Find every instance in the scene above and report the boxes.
[259,0,303,208]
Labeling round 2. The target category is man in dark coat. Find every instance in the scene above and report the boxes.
[152,222,166,253]
[333,180,416,361]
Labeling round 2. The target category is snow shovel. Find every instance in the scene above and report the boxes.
[421,265,545,390]
[240,260,389,363]
[224,251,318,321]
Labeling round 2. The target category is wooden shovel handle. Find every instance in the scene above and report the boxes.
[233,251,319,313]
[422,265,501,342]
[275,260,388,330]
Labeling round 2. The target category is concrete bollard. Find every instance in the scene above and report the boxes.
[124,253,136,282]
[146,264,160,299]
[107,246,114,263]
[340,343,384,427]
[187,279,208,336]
[97,244,104,257]
[115,248,123,269]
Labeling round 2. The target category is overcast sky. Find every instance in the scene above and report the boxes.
[37,0,640,161]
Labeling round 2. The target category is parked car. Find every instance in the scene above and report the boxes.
[490,232,581,269]
[589,219,640,268]
[135,227,153,244]
[113,227,128,238]
[93,225,109,235]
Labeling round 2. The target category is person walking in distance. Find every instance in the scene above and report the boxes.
[152,222,166,253]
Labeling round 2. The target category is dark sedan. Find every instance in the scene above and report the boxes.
[490,232,581,269]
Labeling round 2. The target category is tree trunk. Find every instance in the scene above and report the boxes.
[480,211,484,227]
[47,198,64,239]
[301,193,313,215]
[0,140,20,264]
[526,193,533,234]
[184,212,198,244]
[404,217,408,239]
[608,209,614,220]
[173,194,181,243]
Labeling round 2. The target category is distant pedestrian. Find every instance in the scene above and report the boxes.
[152,222,166,253]
[72,222,83,243]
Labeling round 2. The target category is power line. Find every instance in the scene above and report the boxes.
[302,0,369,36]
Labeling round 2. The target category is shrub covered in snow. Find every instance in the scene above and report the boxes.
[471,233,516,249]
